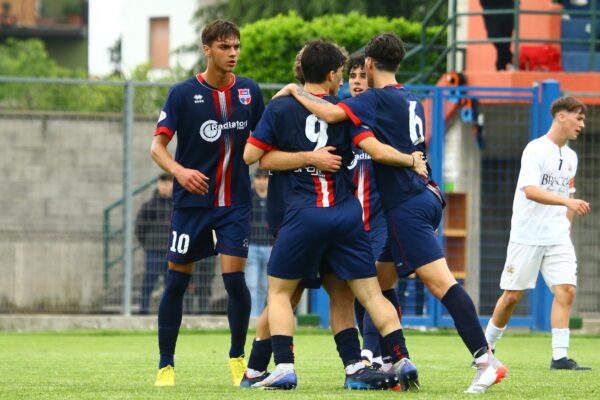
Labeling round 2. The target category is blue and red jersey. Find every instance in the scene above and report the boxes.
[340,85,429,211]
[348,146,386,232]
[155,73,265,208]
[248,94,357,210]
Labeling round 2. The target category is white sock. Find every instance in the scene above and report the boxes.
[485,321,506,350]
[552,328,570,360]
[345,362,365,375]
[360,349,373,363]
[275,363,295,372]
[246,368,265,379]
[474,352,489,365]
[372,356,384,366]
[381,362,393,372]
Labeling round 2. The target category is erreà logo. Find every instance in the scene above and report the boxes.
[158,110,167,123]
[199,119,249,142]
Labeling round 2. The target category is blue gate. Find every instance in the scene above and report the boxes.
[310,80,560,332]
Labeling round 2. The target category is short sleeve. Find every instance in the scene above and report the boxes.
[516,142,542,190]
[247,104,277,152]
[339,90,377,127]
[154,87,179,138]
[349,124,375,147]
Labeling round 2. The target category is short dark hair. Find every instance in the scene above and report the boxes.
[347,53,365,73]
[365,33,406,72]
[300,39,347,84]
[550,96,587,117]
[158,173,172,181]
[201,19,240,45]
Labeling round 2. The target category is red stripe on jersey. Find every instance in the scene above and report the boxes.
[214,139,226,207]
[212,91,222,121]
[313,175,324,207]
[338,102,362,127]
[352,130,375,146]
[247,136,273,151]
[325,173,335,207]
[385,83,404,89]
[225,89,233,120]
[224,137,233,206]
[362,166,371,231]
[154,126,175,138]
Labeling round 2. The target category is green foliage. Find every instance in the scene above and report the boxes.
[0,39,170,114]
[232,12,445,84]
[196,0,447,26]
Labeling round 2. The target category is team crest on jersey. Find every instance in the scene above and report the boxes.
[238,88,251,105]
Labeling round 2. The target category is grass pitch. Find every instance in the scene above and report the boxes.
[1,329,598,399]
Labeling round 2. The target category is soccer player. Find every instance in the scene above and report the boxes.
[150,20,265,387]
[244,39,426,391]
[275,32,508,394]
[484,96,591,370]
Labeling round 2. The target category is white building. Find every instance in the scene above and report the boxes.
[88,0,214,77]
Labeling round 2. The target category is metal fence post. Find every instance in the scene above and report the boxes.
[532,79,560,331]
[122,81,135,316]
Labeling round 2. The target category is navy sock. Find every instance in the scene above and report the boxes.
[223,272,251,358]
[272,335,294,365]
[353,299,366,338]
[441,283,488,355]
[382,329,409,363]
[362,313,381,358]
[380,289,409,359]
[158,269,191,368]
[247,338,272,372]
[334,328,362,367]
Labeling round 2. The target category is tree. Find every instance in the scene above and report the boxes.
[194,0,447,27]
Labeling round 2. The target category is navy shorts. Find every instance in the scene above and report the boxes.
[367,226,387,261]
[167,205,250,264]
[268,197,376,281]
[378,188,445,277]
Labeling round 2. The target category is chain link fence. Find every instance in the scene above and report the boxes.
[1,76,598,322]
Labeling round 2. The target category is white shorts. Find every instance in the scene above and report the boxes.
[499,242,577,292]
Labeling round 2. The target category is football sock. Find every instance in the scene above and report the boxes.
[247,338,272,373]
[272,335,294,365]
[485,320,506,350]
[222,272,251,358]
[441,283,488,355]
[158,269,191,368]
[362,313,381,358]
[334,328,362,367]
[380,289,409,359]
[382,329,409,363]
[354,299,366,338]
[552,328,570,360]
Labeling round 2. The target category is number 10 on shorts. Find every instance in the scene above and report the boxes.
[170,231,190,254]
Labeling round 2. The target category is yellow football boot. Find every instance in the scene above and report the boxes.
[229,356,247,386]
[154,365,175,387]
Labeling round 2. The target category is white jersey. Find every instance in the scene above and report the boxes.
[509,135,577,245]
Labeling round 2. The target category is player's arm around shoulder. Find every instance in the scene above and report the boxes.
[356,136,428,178]
[273,84,347,124]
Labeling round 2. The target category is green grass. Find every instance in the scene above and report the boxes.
[1,329,599,399]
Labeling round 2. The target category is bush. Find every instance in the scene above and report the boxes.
[234,12,445,84]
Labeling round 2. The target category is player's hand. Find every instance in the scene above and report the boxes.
[411,151,428,178]
[565,198,590,217]
[308,146,342,172]
[174,167,209,195]
[272,83,299,99]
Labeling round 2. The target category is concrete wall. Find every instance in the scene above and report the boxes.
[0,111,160,312]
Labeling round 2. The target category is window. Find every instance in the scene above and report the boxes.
[150,17,170,69]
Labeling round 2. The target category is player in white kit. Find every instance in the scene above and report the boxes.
[485,96,591,370]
